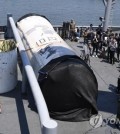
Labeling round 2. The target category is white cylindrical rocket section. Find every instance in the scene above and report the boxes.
[17,15,76,77]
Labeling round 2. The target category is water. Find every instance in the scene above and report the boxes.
[0,0,120,26]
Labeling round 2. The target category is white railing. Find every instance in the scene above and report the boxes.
[7,14,57,134]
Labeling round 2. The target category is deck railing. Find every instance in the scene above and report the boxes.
[53,25,120,36]
[7,14,57,134]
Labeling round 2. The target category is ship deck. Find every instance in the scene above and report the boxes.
[0,38,120,134]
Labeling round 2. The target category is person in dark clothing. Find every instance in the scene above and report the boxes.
[96,25,103,49]
[92,34,99,57]
[87,31,95,44]
[107,37,112,62]
[116,33,120,61]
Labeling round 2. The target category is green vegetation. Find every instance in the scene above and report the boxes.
[0,40,16,52]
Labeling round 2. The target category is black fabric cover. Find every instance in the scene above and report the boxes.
[38,55,98,122]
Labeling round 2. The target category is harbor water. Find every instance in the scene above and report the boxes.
[0,0,120,26]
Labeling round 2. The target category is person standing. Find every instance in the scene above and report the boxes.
[89,24,93,31]
[92,34,99,57]
[107,37,111,62]
[109,38,117,65]
[116,33,120,61]
[83,28,88,44]
[96,25,103,50]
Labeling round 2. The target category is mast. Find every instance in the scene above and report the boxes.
[103,0,116,31]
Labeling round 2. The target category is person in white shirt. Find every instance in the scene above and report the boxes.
[109,38,117,64]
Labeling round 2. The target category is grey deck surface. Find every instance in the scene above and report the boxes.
[0,38,120,134]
